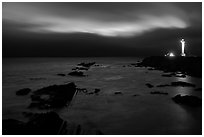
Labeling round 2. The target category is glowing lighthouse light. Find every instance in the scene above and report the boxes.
[180,39,186,56]
[169,52,175,57]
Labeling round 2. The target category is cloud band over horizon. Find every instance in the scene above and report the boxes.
[3,2,200,37]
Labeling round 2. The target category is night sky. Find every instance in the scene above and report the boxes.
[3,2,202,57]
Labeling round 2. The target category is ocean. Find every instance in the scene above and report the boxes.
[2,57,202,134]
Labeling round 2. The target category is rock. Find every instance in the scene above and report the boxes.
[16,88,31,96]
[77,88,88,93]
[195,88,202,91]
[132,94,140,96]
[68,71,86,77]
[175,74,186,78]
[3,112,103,135]
[3,119,25,135]
[137,56,202,77]
[150,91,168,95]
[3,112,65,135]
[94,89,100,94]
[156,84,170,87]
[171,81,196,87]
[157,81,195,87]
[57,74,66,77]
[161,74,172,77]
[172,94,202,107]
[77,62,95,68]
[114,91,122,95]
[145,83,154,88]
[30,78,46,81]
[72,67,89,71]
[148,68,155,70]
[28,82,76,109]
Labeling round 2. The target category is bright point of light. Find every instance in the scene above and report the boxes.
[169,52,175,57]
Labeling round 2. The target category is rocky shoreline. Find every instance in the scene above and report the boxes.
[137,56,202,78]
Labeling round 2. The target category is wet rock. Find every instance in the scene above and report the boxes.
[172,94,202,107]
[150,91,168,95]
[145,83,154,88]
[3,112,65,135]
[3,112,103,135]
[133,94,140,96]
[137,56,202,77]
[171,81,196,87]
[156,84,170,87]
[114,91,122,95]
[88,92,94,95]
[161,74,172,77]
[195,88,202,91]
[28,82,76,109]
[77,88,88,93]
[30,78,46,81]
[68,71,86,77]
[148,68,155,70]
[57,73,66,77]
[3,119,25,135]
[16,88,31,96]
[77,62,95,68]
[72,67,89,71]
[94,89,100,94]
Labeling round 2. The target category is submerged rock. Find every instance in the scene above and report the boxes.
[157,81,195,88]
[28,82,76,109]
[114,91,122,95]
[156,84,170,87]
[171,81,196,87]
[94,89,100,94]
[161,74,173,77]
[30,78,46,81]
[172,94,202,107]
[145,83,154,88]
[57,73,66,77]
[68,71,86,77]
[16,88,31,96]
[150,91,168,95]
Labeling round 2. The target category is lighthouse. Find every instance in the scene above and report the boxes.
[180,39,186,56]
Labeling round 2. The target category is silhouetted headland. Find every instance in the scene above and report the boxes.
[137,56,201,78]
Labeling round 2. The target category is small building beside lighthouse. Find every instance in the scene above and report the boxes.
[180,39,186,56]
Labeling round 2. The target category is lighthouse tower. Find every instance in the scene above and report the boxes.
[180,39,186,56]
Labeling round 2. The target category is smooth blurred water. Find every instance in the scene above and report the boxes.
[2,57,202,134]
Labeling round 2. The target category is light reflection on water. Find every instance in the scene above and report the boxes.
[173,76,201,97]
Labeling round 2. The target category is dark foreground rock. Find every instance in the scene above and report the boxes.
[3,112,65,135]
[172,94,202,107]
[137,56,201,77]
[68,71,86,77]
[16,88,31,96]
[28,82,76,109]
[145,83,154,88]
[3,111,103,135]
[150,91,168,95]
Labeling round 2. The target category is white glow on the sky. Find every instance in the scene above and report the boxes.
[3,3,193,37]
